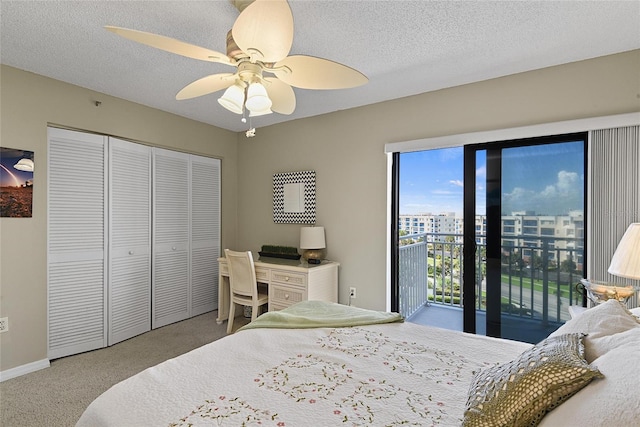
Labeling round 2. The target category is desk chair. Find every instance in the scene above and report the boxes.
[225,249,269,334]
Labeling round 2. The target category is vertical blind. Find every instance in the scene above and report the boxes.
[589,125,640,308]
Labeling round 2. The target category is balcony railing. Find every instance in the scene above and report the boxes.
[398,232,583,323]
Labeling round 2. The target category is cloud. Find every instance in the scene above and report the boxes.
[449,180,463,187]
[556,170,578,192]
[502,170,582,215]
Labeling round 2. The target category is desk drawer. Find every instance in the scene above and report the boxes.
[271,270,306,286]
[221,264,269,282]
[270,284,305,307]
[269,302,290,312]
[255,267,270,282]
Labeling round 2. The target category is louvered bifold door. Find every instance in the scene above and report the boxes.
[152,148,190,328]
[108,138,152,345]
[190,155,221,316]
[48,128,107,359]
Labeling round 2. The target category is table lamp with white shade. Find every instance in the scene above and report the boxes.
[300,226,325,264]
[608,223,640,280]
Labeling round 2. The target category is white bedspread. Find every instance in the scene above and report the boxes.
[77,322,531,426]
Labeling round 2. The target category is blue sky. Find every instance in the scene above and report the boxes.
[399,141,584,216]
[400,147,466,215]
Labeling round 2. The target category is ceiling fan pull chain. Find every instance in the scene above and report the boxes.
[246,116,256,138]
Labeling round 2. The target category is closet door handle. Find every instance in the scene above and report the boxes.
[128,250,134,255]
[172,246,177,251]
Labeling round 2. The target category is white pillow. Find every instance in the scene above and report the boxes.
[549,299,640,362]
[539,329,640,427]
[630,306,640,318]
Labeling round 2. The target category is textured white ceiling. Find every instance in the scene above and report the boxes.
[1,1,639,132]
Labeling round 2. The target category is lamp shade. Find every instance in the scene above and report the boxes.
[245,82,272,113]
[218,84,245,114]
[249,108,272,117]
[608,223,640,280]
[300,226,325,249]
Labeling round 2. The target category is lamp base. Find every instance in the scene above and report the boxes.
[580,279,634,305]
[302,248,325,264]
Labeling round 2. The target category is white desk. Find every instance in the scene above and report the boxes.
[217,257,339,324]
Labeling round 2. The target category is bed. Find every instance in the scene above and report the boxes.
[77,300,640,427]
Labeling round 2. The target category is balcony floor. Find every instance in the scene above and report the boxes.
[407,303,563,344]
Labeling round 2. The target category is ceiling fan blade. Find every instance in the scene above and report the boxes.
[232,0,293,63]
[264,77,295,115]
[105,26,232,65]
[176,73,237,100]
[273,55,368,90]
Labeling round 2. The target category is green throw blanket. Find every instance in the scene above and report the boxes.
[238,300,403,332]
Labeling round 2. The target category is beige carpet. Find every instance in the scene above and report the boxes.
[0,311,248,427]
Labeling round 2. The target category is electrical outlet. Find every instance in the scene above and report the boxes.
[0,317,8,333]
[349,287,357,299]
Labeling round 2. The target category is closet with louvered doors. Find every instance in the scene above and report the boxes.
[152,149,190,328]
[48,128,109,359]
[47,128,220,359]
[152,148,221,328]
[108,137,152,346]
[189,155,221,317]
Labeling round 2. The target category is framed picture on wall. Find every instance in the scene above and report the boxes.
[0,147,34,218]
[273,170,316,224]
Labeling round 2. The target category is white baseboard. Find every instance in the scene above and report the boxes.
[0,358,50,382]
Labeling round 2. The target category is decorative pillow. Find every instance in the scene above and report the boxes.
[463,333,602,427]
[538,329,640,427]
[549,299,640,362]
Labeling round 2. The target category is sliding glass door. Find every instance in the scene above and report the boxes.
[393,133,586,344]
[464,134,586,343]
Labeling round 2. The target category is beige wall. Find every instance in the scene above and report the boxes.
[1,49,639,374]
[235,50,640,312]
[0,65,238,372]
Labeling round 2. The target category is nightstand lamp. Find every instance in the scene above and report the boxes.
[582,223,640,304]
[608,223,640,281]
[300,226,325,264]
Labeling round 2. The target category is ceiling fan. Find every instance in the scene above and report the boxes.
[105,0,368,118]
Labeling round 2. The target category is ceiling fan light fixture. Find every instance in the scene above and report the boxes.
[218,83,245,114]
[106,0,367,121]
[249,108,272,117]
[245,82,272,113]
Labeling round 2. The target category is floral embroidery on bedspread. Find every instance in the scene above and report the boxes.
[169,396,282,426]
[256,354,353,401]
[170,327,484,426]
[321,328,473,384]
